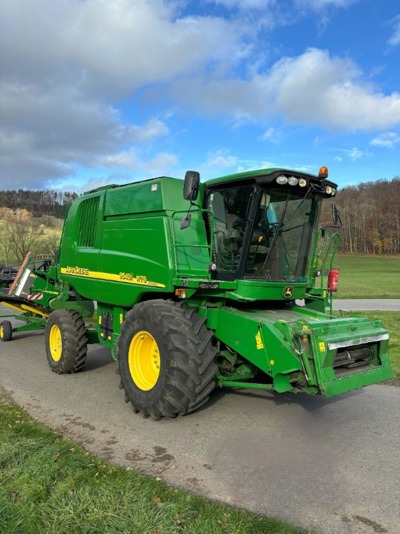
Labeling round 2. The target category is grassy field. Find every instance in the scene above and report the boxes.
[0,395,305,534]
[335,255,400,299]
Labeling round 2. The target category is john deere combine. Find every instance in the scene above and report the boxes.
[0,167,393,419]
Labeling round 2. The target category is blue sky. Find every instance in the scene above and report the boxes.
[0,0,399,193]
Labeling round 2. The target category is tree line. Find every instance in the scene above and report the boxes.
[0,189,78,219]
[321,177,400,255]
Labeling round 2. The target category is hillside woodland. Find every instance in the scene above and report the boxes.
[0,190,77,265]
[0,177,399,265]
[0,190,77,219]
[321,177,400,255]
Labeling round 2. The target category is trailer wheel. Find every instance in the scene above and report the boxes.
[45,310,88,373]
[118,300,217,420]
[0,320,12,342]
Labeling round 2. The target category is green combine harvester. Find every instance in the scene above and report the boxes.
[0,166,393,419]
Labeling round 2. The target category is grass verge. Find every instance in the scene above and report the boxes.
[0,395,305,534]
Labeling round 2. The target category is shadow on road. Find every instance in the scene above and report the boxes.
[209,384,360,414]
[84,346,115,372]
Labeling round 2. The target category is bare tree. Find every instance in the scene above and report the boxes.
[36,231,61,259]
[5,219,42,263]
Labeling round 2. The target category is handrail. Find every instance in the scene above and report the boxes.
[312,229,340,288]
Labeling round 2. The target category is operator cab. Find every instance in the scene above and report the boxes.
[204,168,337,283]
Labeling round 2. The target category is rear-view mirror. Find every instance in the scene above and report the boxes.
[183,170,200,202]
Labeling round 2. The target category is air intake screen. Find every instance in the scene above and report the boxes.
[77,196,99,247]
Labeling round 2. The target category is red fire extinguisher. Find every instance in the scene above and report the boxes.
[328,267,339,292]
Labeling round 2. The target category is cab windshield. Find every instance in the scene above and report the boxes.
[208,186,318,282]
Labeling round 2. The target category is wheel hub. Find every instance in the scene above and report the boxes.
[128,330,160,391]
[49,324,63,362]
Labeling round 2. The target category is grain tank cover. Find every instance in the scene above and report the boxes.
[103,177,189,218]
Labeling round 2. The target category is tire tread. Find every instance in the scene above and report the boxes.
[45,310,88,374]
[118,300,217,420]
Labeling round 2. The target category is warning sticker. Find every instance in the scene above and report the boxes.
[255,331,264,350]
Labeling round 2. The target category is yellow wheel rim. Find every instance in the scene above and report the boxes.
[49,324,63,362]
[0,325,3,340]
[128,330,160,391]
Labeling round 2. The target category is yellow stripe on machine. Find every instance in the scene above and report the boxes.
[60,267,166,288]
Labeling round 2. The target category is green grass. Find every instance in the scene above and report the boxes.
[0,397,306,534]
[335,255,400,299]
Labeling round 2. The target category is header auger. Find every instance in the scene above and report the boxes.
[1,167,393,419]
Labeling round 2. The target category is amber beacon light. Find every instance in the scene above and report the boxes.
[318,166,329,179]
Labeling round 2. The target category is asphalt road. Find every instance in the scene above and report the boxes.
[332,299,400,311]
[296,299,400,311]
[1,305,399,534]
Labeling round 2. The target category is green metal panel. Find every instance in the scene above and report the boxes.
[97,216,174,306]
[171,211,211,277]
[209,307,303,375]
[319,366,393,397]
[205,168,280,187]
[224,280,309,301]
[207,304,393,396]
[301,314,392,397]
[58,190,104,300]
[58,179,193,306]
[103,177,189,217]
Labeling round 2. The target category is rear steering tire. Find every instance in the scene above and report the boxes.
[45,310,88,373]
[118,300,217,420]
[0,320,12,342]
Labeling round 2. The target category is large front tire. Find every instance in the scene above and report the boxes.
[45,310,88,373]
[118,300,217,420]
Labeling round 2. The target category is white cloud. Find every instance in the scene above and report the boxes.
[293,0,358,32]
[370,132,400,148]
[295,0,357,10]
[203,149,238,169]
[0,0,240,97]
[388,15,400,46]
[121,119,169,143]
[99,150,141,170]
[267,49,400,130]
[99,149,177,172]
[175,48,400,130]
[259,127,282,143]
[0,80,170,188]
[0,0,242,188]
[334,146,370,161]
[1,0,398,189]
[53,149,179,192]
[210,0,274,9]
[211,0,357,13]
[347,147,363,160]
[235,159,280,173]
